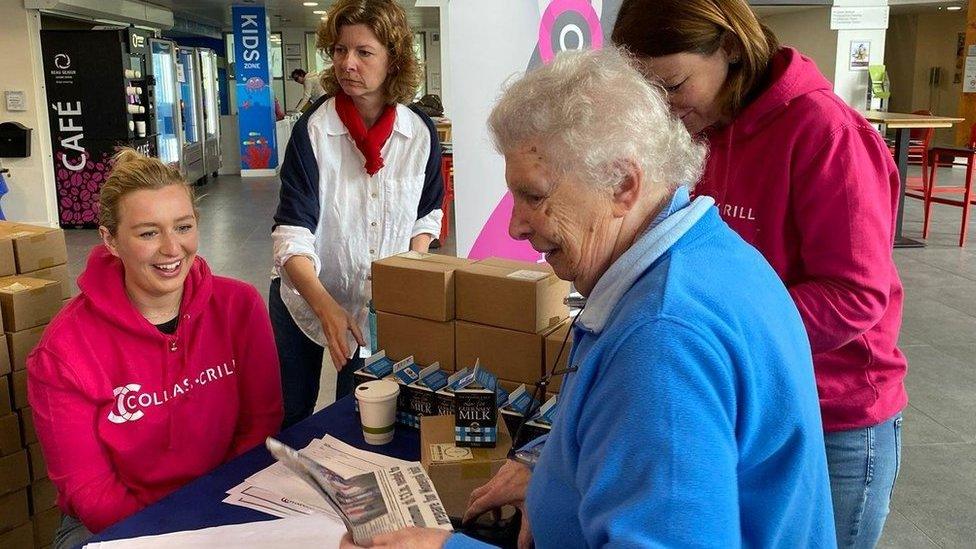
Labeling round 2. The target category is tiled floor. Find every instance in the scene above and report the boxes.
[62,165,975,547]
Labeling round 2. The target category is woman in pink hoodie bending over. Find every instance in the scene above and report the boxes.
[28,149,283,549]
[613,1,907,548]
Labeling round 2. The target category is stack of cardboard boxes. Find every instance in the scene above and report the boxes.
[0,222,70,549]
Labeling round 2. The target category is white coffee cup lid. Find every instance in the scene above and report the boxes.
[356,379,399,403]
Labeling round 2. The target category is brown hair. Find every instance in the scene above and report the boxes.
[99,148,196,235]
[316,0,421,104]
[611,0,780,117]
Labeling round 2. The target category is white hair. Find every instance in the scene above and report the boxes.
[488,47,706,191]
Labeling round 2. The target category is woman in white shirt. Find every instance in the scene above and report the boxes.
[271,0,443,428]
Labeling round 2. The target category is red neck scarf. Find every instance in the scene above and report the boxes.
[334,91,397,176]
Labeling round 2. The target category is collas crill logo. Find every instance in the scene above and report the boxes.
[108,383,145,424]
[53,53,70,70]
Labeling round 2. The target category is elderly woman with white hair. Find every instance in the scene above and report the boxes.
[343,47,835,548]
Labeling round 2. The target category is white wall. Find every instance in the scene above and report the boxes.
[832,0,889,111]
[761,7,837,83]
[0,5,59,226]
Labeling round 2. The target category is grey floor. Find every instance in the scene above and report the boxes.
[63,165,975,547]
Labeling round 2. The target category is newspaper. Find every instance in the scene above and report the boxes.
[265,438,453,545]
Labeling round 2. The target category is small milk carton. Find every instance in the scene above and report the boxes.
[454,361,501,448]
[435,368,469,416]
[517,394,559,447]
[499,384,539,439]
[405,363,450,425]
[392,356,424,427]
[354,350,396,411]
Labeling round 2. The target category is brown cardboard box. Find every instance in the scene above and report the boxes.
[11,371,26,410]
[0,414,21,457]
[0,377,10,416]
[544,318,574,394]
[372,253,474,321]
[32,506,59,548]
[0,521,32,548]
[0,490,28,534]
[455,258,569,334]
[420,415,512,518]
[7,326,46,373]
[0,277,61,332]
[0,336,8,377]
[26,444,45,482]
[0,224,67,274]
[0,237,14,279]
[28,478,56,515]
[376,312,455,371]
[21,265,71,301]
[455,321,552,385]
[18,408,35,447]
[0,450,29,496]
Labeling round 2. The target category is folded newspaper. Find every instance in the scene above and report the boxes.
[265,438,453,545]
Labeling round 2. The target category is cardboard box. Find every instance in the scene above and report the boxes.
[0,337,8,377]
[21,265,71,301]
[0,489,28,534]
[372,252,474,321]
[0,277,61,332]
[11,371,26,411]
[0,450,29,496]
[376,312,455,371]
[32,506,59,548]
[544,319,574,394]
[455,258,569,334]
[7,326,46,373]
[0,237,14,279]
[0,377,10,416]
[0,521,32,548]
[455,321,551,385]
[18,408,35,447]
[420,415,512,518]
[0,414,21,457]
[0,224,67,274]
[26,443,45,482]
[28,478,56,516]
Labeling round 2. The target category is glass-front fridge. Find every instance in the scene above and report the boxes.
[177,46,205,183]
[198,48,222,179]
[149,38,182,172]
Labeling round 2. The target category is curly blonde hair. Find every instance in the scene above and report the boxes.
[316,0,422,105]
[99,148,196,235]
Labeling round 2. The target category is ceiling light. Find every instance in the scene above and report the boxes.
[947,5,962,10]
[313,10,327,14]
[303,2,318,5]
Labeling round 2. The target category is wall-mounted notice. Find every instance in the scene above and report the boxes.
[830,7,889,30]
[964,56,976,93]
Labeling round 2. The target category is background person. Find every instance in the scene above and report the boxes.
[342,47,834,549]
[28,149,283,549]
[271,0,443,429]
[291,67,328,111]
[612,1,907,546]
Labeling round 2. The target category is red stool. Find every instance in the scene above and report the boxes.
[439,154,454,243]
[920,127,976,247]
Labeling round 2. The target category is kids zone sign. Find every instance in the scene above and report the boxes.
[451,0,622,261]
[232,5,278,173]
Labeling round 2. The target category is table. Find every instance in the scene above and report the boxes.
[86,397,420,545]
[860,110,965,248]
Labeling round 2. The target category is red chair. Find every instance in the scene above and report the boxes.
[915,124,976,247]
[903,110,936,200]
[439,154,454,243]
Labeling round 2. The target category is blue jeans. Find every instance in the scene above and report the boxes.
[825,412,903,549]
[55,515,92,549]
[270,278,359,429]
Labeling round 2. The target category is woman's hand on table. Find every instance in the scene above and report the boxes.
[339,528,450,548]
[463,459,533,548]
[315,298,365,370]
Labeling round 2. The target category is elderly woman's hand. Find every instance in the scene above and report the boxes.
[463,459,533,548]
[339,528,451,548]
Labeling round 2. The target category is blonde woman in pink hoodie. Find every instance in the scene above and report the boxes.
[28,149,283,549]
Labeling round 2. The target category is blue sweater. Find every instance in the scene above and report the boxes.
[448,190,835,547]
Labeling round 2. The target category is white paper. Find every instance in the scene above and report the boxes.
[83,514,347,548]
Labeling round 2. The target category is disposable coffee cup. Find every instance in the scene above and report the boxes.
[355,379,399,445]
[135,120,146,137]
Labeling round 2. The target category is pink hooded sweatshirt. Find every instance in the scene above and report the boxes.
[28,246,283,532]
[698,47,908,432]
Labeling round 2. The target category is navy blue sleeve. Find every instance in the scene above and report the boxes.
[272,96,330,232]
[408,105,444,220]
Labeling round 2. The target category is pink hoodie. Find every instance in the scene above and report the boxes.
[28,246,283,532]
[699,48,907,432]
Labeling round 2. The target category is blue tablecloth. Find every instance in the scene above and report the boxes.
[88,396,420,543]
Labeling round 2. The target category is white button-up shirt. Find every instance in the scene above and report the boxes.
[272,98,443,355]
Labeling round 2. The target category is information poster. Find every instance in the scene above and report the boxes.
[232,5,278,172]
